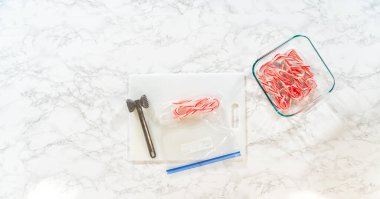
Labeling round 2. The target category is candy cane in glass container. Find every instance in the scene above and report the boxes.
[257,49,317,111]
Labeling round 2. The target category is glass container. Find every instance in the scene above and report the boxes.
[252,35,335,117]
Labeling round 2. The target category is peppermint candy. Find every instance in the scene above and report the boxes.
[257,49,317,111]
[172,97,220,119]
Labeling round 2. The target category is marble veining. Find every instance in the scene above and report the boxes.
[0,0,379,198]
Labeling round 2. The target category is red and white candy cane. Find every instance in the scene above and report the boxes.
[172,97,220,119]
[257,49,317,111]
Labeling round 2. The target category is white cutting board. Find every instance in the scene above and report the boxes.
[127,73,246,161]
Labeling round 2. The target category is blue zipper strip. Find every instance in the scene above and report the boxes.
[166,151,241,174]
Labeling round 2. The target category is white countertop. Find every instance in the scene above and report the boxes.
[1,0,379,198]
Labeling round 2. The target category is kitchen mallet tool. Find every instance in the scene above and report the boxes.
[126,95,156,158]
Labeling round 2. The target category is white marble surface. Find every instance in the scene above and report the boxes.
[0,0,379,198]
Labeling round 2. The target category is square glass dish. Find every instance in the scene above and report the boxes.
[252,35,335,117]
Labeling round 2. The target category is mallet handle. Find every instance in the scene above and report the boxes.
[136,101,156,158]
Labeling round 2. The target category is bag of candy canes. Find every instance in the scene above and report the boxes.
[155,95,240,168]
[157,96,221,125]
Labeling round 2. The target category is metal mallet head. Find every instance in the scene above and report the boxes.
[126,95,156,158]
[127,95,149,112]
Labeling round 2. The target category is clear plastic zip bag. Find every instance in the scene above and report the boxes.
[154,95,241,174]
